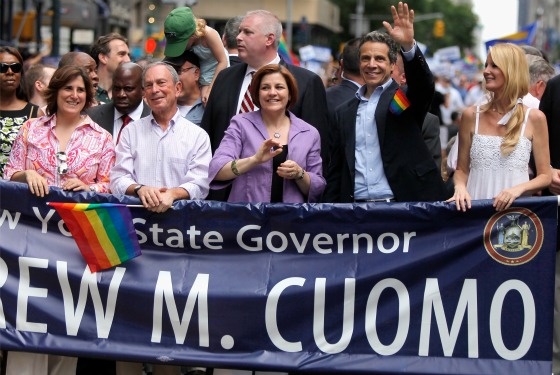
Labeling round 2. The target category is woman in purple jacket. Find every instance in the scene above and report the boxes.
[208,64,325,203]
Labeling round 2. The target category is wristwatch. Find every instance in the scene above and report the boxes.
[133,184,144,196]
[89,185,97,193]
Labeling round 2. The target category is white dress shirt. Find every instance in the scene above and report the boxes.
[110,110,211,199]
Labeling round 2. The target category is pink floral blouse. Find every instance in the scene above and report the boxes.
[3,114,115,193]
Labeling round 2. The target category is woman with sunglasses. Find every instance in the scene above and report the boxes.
[0,46,40,176]
[3,65,115,201]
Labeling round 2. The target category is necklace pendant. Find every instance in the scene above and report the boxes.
[274,132,280,139]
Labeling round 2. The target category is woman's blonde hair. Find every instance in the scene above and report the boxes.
[483,43,529,156]
[193,16,207,38]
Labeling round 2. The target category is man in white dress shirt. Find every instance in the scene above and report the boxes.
[110,61,211,215]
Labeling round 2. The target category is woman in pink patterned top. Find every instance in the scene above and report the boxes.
[4,65,115,196]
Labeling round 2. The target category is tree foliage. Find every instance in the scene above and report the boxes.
[329,0,479,58]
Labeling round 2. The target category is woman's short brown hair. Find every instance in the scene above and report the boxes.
[250,64,298,110]
[44,65,94,115]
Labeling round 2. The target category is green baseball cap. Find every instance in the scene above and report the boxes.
[164,7,196,57]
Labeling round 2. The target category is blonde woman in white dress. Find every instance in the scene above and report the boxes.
[448,43,551,211]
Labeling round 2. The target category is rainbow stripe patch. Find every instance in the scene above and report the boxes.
[48,202,141,272]
[389,88,411,115]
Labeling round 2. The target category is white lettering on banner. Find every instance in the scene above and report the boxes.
[57,262,124,338]
[33,207,55,233]
[266,277,305,352]
[17,257,48,333]
[5,208,419,255]
[365,278,410,355]
[0,254,538,360]
[0,257,7,328]
[58,219,71,237]
[133,220,224,250]
[489,280,535,360]
[267,277,535,360]
[314,278,355,353]
[0,209,20,229]
[152,272,210,346]
[134,218,148,243]
[420,279,478,358]
[237,225,416,254]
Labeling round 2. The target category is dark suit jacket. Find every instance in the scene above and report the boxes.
[540,74,560,169]
[201,60,330,163]
[229,55,242,66]
[86,102,151,135]
[422,112,442,171]
[323,47,449,203]
[326,79,360,112]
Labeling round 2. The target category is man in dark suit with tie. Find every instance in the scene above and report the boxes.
[323,2,448,203]
[202,10,329,164]
[87,62,150,144]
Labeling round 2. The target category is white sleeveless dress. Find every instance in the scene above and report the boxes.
[466,107,532,200]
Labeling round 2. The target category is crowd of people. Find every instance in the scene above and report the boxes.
[2,1,560,374]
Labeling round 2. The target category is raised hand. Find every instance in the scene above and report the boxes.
[382,2,414,51]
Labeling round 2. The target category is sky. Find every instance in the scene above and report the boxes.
[471,0,519,59]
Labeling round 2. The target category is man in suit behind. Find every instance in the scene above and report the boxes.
[222,15,243,66]
[87,62,150,144]
[323,2,448,203]
[325,37,364,111]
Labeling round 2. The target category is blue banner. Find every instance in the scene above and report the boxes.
[0,180,556,374]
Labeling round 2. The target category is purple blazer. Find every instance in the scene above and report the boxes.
[208,111,326,203]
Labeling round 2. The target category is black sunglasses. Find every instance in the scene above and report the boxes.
[0,62,23,74]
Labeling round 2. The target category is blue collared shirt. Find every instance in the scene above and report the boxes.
[354,80,394,200]
[185,98,205,126]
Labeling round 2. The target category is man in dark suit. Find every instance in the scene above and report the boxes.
[202,10,329,165]
[222,15,243,66]
[323,2,448,203]
[538,70,560,375]
[540,74,560,195]
[87,62,150,144]
[325,37,364,112]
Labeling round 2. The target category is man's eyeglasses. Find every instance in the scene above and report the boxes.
[177,66,196,74]
[56,152,68,175]
[0,62,23,74]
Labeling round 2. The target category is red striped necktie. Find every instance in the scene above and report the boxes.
[239,72,256,113]
[116,114,132,144]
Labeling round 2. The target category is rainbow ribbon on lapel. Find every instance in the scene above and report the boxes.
[389,88,411,115]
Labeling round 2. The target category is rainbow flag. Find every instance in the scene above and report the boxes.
[48,202,141,272]
[389,88,411,115]
[278,34,300,66]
